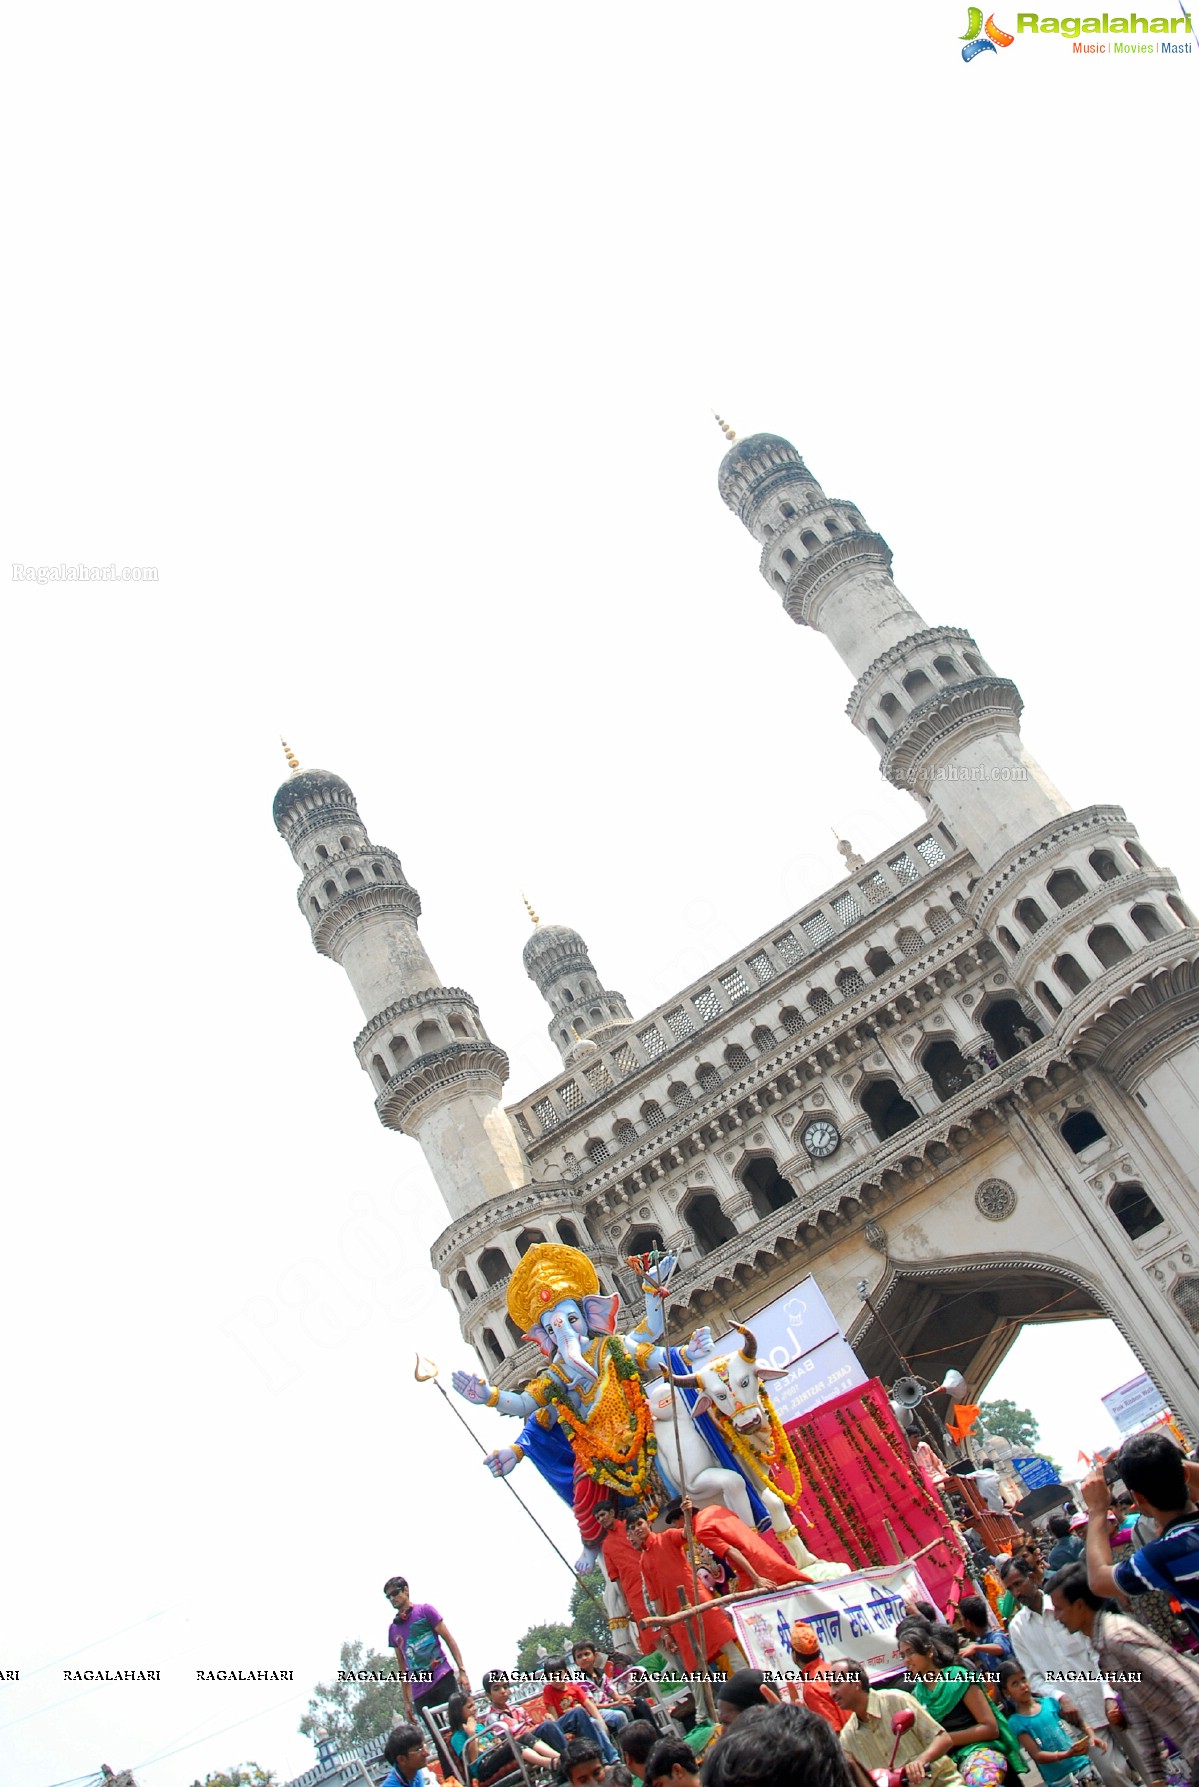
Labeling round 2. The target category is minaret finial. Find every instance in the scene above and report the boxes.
[281,736,300,771]
[523,893,541,927]
[714,411,737,444]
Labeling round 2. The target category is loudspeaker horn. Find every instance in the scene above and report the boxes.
[939,1368,968,1399]
[890,1399,916,1429]
[891,1376,925,1409]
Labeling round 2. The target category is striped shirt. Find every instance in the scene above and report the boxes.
[1090,1608,1199,1784]
[1111,1514,1199,1632]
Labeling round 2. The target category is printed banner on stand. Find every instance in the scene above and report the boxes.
[731,1561,940,1682]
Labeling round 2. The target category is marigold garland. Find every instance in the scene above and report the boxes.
[711,1386,804,1507]
[545,1335,658,1499]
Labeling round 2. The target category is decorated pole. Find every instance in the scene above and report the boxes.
[627,1251,718,1725]
[414,1355,607,1618]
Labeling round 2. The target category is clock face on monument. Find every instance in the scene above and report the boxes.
[801,1117,841,1159]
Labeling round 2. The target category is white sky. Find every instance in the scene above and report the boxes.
[2,5,1195,1786]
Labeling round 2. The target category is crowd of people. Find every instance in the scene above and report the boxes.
[375,1431,1199,1787]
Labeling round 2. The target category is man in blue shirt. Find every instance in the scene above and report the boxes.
[1081,1435,1199,1638]
[381,1724,437,1787]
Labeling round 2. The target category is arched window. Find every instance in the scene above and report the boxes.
[449,1015,470,1038]
[505,1315,526,1350]
[808,988,834,1016]
[824,516,840,535]
[800,530,819,550]
[1171,1275,1199,1334]
[372,861,386,879]
[1055,954,1090,995]
[1089,850,1121,883]
[867,719,889,747]
[697,1063,721,1092]
[1169,894,1198,928]
[684,1193,737,1255]
[880,693,903,721]
[482,1328,503,1368]
[923,1039,974,1101]
[587,1138,610,1164]
[562,989,574,1004]
[780,501,796,519]
[416,1020,442,1052]
[902,669,935,702]
[1125,842,1148,869]
[773,570,786,590]
[896,928,923,959]
[752,1026,776,1053]
[997,927,1019,957]
[1109,1184,1165,1241]
[590,1007,603,1022]
[456,1269,477,1304]
[479,1248,508,1288]
[782,548,798,569]
[780,1007,804,1036]
[1089,925,1132,969]
[625,1226,665,1259]
[740,1156,796,1218]
[925,907,953,936]
[865,947,896,976]
[724,1044,750,1072]
[836,967,865,996]
[963,652,983,675]
[316,845,329,860]
[340,836,352,850]
[557,1220,582,1248]
[1131,905,1167,943]
[371,1053,389,1087]
[933,656,961,682]
[1016,898,1047,934]
[861,1079,920,1143]
[1048,869,1087,909]
[346,867,364,885]
[1036,981,1063,1017]
[641,1100,665,1129]
[1061,1110,1106,1153]
[310,897,321,916]
[515,1229,546,1256]
[950,890,967,912]
[669,1081,693,1110]
[613,1120,638,1148]
[982,998,1041,1061]
[389,1036,411,1069]
[323,880,337,900]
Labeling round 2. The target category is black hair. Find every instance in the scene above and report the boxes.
[1046,1564,1104,1610]
[700,1702,856,1787]
[662,1498,684,1526]
[625,1504,649,1525]
[595,1499,620,1516]
[571,1638,598,1656]
[911,1600,938,1621]
[482,1669,509,1695]
[716,1668,768,1713]
[826,1657,869,1690]
[384,1575,409,1596]
[646,1736,699,1783]
[894,1617,956,1668]
[560,1737,604,1781]
[610,1769,634,1787]
[996,1656,1028,1715]
[1117,1432,1189,1512]
[447,1691,470,1732]
[1047,1513,1072,1539]
[542,1655,570,1675]
[383,1725,424,1764]
[619,1721,660,1765]
[956,1596,989,1628]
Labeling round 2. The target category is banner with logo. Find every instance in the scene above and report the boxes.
[709,1276,867,1424]
[730,1560,940,1682]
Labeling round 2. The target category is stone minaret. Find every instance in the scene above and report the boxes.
[521,898,633,1068]
[272,753,527,1222]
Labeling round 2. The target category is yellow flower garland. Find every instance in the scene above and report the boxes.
[711,1387,804,1508]
[550,1340,658,1498]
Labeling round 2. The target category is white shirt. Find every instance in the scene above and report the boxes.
[1008,1598,1111,1728]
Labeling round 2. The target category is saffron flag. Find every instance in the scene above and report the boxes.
[947,1403,981,1443]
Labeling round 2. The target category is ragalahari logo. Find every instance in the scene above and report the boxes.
[961,6,1016,56]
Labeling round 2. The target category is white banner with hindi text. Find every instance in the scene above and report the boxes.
[731,1561,939,1682]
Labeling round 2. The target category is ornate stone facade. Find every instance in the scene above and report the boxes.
[273,430,1199,1428]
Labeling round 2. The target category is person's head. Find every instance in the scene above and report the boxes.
[955,1595,990,1635]
[626,1507,652,1551]
[997,1658,1032,1711]
[979,1458,994,1470]
[716,1667,768,1728]
[571,1639,601,1672]
[559,1737,606,1787]
[1117,1432,1190,1523]
[1048,1563,1105,1636]
[827,1657,869,1717]
[610,1768,634,1787]
[700,1701,855,1787]
[662,1498,685,1528]
[645,1736,701,1787]
[384,1575,411,1616]
[383,1724,427,1779]
[619,1720,660,1780]
[789,1621,823,1668]
[595,1499,620,1532]
[1047,1513,1072,1540]
[1003,1553,1043,1607]
[894,1618,953,1676]
[543,1655,571,1680]
[447,1691,473,1733]
[482,1668,511,1706]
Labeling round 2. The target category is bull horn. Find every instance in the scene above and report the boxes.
[730,1321,758,1361]
[661,1365,699,1388]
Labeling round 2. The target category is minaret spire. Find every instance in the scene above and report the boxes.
[280,737,300,771]
[522,893,541,927]
[521,913,633,1068]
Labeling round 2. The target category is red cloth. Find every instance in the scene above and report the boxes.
[791,1660,848,1731]
[541,1681,592,1718]
[573,1465,606,1545]
[639,1528,736,1670]
[691,1505,808,1590]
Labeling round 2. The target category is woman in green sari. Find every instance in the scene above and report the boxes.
[895,1618,1027,1787]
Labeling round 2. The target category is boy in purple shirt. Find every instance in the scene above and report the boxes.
[385,1575,470,1718]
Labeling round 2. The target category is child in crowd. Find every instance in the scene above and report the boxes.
[998,1659,1102,1787]
[447,1690,558,1780]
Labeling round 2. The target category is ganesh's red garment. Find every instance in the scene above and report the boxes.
[639,1528,736,1670]
[601,1519,661,1656]
[690,1505,808,1590]
[572,1463,607,1545]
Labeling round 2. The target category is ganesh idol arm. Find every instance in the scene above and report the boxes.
[450,1368,538,1419]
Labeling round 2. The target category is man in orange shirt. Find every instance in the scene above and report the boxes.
[627,1506,746,1673]
[595,1500,664,1658]
[782,1620,848,1731]
[673,1495,810,1593]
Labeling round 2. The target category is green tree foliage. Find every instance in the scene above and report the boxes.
[978,1400,1041,1450]
[299,1638,408,1746]
[189,1766,276,1787]
[514,1569,610,1671]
